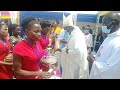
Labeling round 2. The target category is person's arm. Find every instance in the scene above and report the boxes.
[66,34,88,66]
[90,48,120,79]
[13,53,51,78]
[0,61,13,65]
[87,53,95,62]
[57,29,64,43]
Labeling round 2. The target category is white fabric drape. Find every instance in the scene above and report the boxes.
[10,11,18,24]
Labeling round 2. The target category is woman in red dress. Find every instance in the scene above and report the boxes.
[39,21,51,72]
[39,21,51,54]
[0,24,13,79]
[13,17,54,79]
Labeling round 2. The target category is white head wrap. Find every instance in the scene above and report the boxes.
[63,14,73,27]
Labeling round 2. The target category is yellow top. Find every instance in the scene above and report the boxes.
[50,26,62,35]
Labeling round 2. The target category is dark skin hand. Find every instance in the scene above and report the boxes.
[87,53,95,62]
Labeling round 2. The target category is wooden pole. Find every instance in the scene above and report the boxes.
[93,12,100,51]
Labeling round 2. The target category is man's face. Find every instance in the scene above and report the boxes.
[102,16,113,29]
[87,25,90,28]
[64,26,74,34]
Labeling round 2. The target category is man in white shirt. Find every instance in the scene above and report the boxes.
[89,12,120,79]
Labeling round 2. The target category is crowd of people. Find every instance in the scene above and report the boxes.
[0,12,120,79]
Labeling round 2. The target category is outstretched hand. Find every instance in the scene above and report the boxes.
[87,53,95,62]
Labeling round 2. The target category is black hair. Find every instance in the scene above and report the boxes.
[103,12,120,26]
[103,12,120,33]
[40,20,51,28]
[21,17,38,32]
[55,20,59,24]
[8,24,19,36]
[82,26,85,28]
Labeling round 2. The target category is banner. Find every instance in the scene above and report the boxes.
[0,11,10,19]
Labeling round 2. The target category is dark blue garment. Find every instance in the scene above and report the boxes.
[94,34,104,53]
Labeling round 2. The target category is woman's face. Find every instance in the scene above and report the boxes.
[0,25,8,37]
[42,27,50,35]
[26,23,42,41]
[13,26,20,35]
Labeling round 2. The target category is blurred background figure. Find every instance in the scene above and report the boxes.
[86,25,93,35]
[8,24,22,50]
[57,28,70,49]
[39,20,51,51]
[84,27,93,54]
[50,20,62,53]
[81,26,85,33]
[86,25,93,51]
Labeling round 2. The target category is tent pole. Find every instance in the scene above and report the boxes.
[93,12,100,51]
